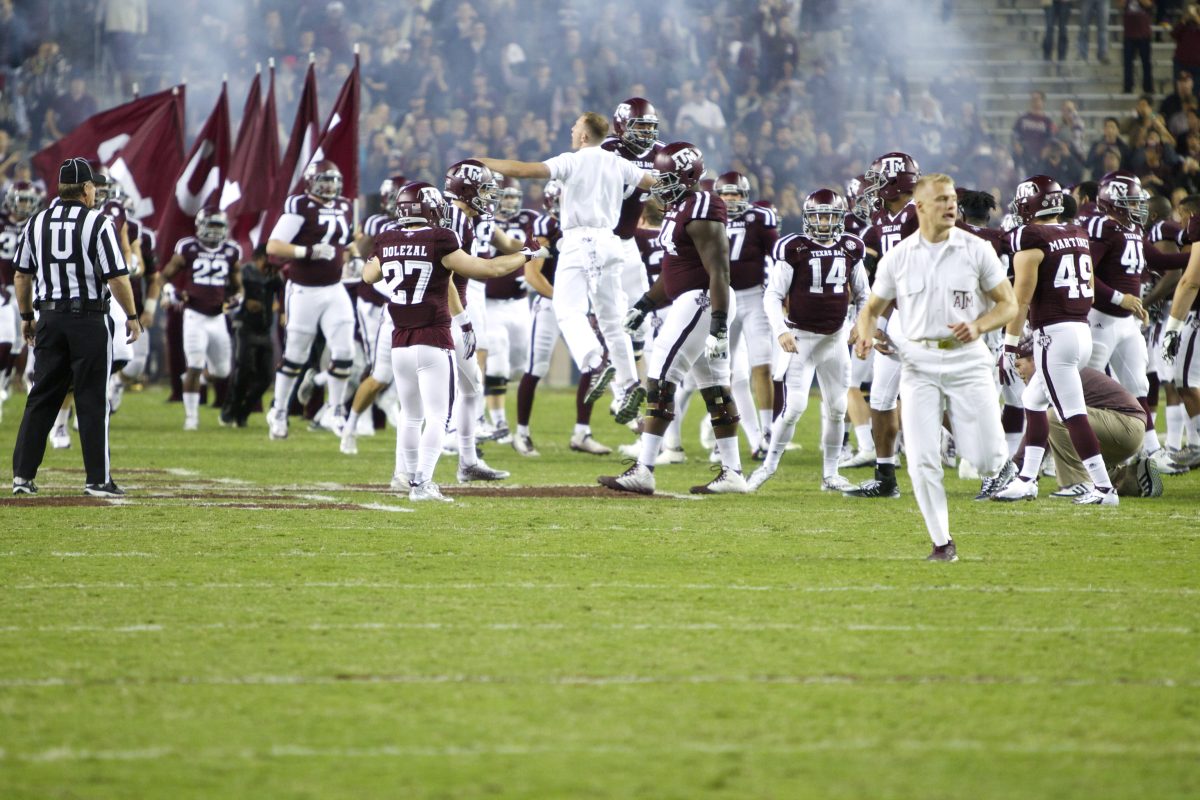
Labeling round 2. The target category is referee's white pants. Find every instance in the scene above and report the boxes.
[898,340,1007,547]
[553,228,637,388]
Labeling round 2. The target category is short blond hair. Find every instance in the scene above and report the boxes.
[914,174,955,197]
[580,111,609,142]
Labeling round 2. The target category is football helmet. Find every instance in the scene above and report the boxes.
[380,174,408,217]
[543,180,563,218]
[443,159,498,215]
[846,174,873,222]
[612,97,659,152]
[304,159,344,201]
[715,171,751,218]
[394,181,448,227]
[1009,175,1064,224]
[196,208,230,248]
[1097,170,1149,227]
[651,142,705,207]
[802,189,848,241]
[496,175,522,220]
[865,151,921,208]
[3,181,44,221]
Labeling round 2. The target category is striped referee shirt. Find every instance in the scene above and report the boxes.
[14,199,128,303]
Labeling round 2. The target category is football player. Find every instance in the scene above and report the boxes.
[1161,196,1200,458]
[94,173,142,382]
[716,170,778,458]
[0,182,44,422]
[749,189,867,492]
[106,186,155,411]
[993,175,1115,504]
[362,183,546,501]
[600,142,746,495]
[264,159,357,439]
[155,209,242,430]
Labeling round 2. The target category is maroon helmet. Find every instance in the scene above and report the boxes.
[443,159,498,215]
[865,151,921,207]
[195,207,230,248]
[496,175,522,220]
[3,181,44,220]
[715,171,751,217]
[394,181,448,227]
[304,159,344,200]
[1097,170,1149,227]
[1009,175,1065,224]
[802,189,848,241]
[612,97,659,152]
[845,174,872,222]
[542,179,562,217]
[379,174,408,216]
[651,142,705,206]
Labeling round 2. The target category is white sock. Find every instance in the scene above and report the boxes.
[1143,427,1162,455]
[517,424,531,438]
[183,391,200,419]
[731,379,759,447]
[1019,446,1045,481]
[664,415,683,449]
[1082,453,1113,489]
[273,372,298,412]
[345,410,360,434]
[574,423,590,438]
[758,409,773,439]
[456,392,479,467]
[877,454,897,466]
[765,414,795,471]
[1005,431,1023,458]
[489,407,507,428]
[855,423,874,451]
[313,371,328,387]
[714,435,742,472]
[54,406,70,429]
[1190,414,1200,448]
[1166,404,1185,450]
[326,374,348,413]
[400,417,421,480]
[822,417,844,478]
[639,432,663,469]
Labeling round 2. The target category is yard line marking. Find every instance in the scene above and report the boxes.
[0,673,1195,689]
[48,552,156,558]
[355,503,415,513]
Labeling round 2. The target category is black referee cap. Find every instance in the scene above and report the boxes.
[59,157,94,185]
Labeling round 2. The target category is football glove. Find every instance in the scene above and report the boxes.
[1163,329,1182,364]
[706,310,729,360]
[623,294,656,337]
[520,245,550,261]
[310,242,336,261]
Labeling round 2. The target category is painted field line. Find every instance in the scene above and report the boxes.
[0,673,1195,689]
[5,581,1198,595]
[0,621,1190,635]
[6,739,1200,762]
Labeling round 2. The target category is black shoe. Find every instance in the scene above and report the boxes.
[926,541,958,562]
[84,482,125,498]
[843,478,900,499]
[583,361,616,405]
[12,479,37,496]
[975,460,1017,500]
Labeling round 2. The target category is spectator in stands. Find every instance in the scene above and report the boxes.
[1125,94,1177,148]
[44,74,97,142]
[97,0,148,94]
[1057,99,1088,158]
[1039,138,1087,185]
[0,0,35,69]
[1079,0,1112,64]
[873,88,912,150]
[1131,128,1183,191]
[1161,71,1200,138]
[1122,0,1155,95]
[1012,90,1056,173]
[19,41,68,144]
[1088,116,1133,172]
[1172,2,1200,86]
[1044,0,1072,62]
[675,79,728,157]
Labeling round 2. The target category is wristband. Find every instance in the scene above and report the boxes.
[126,314,137,321]
[1004,333,1021,349]
[294,246,307,260]
[709,309,728,335]
[452,311,470,328]
[633,294,655,313]
[1111,290,1125,306]
[20,311,33,322]
[1166,315,1186,334]
[143,298,158,315]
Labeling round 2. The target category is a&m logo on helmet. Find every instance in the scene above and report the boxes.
[454,163,486,183]
[615,102,632,121]
[880,156,907,176]
[1107,181,1129,198]
[671,147,702,171]
[1015,181,1039,198]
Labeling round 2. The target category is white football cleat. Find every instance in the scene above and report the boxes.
[320,409,348,437]
[690,467,748,494]
[108,375,126,412]
[456,459,510,482]
[340,431,358,456]
[570,432,612,455]
[821,474,855,492]
[409,480,453,502]
[655,446,687,465]
[50,424,71,449]
[618,441,641,459]
[597,461,656,495]
[183,416,199,431]
[992,477,1038,502]
[1049,482,1092,499]
[1073,487,1119,506]
[839,446,876,468]
[1152,448,1190,473]
[512,433,540,457]
[747,465,775,491]
[267,406,289,440]
[389,472,411,492]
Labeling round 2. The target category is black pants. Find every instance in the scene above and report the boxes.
[224,332,274,423]
[13,310,113,486]
[1043,1,1070,61]
[1124,38,1153,94]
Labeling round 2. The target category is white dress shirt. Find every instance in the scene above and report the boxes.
[543,146,647,232]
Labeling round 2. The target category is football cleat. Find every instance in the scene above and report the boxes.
[958,458,980,481]
[1168,445,1200,469]
[108,375,126,412]
[1073,487,1119,506]
[839,446,876,469]
[492,425,512,445]
[598,461,656,495]
[339,431,358,456]
[821,474,855,492]
[747,465,775,491]
[512,433,540,457]
[389,472,411,492]
[843,478,900,499]
[750,444,768,462]
[583,361,616,405]
[992,476,1038,502]
[613,382,646,425]
[1041,458,1057,478]
[1135,456,1163,498]
[456,459,510,483]
[1153,448,1191,473]
[570,432,612,455]
[321,410,348,437]
[655,445,687,465]
[690,466,749,495]
[926,541,958,562]
[12,479,37,496]
[218,411,237,428]
[267,406,289,440]
[940,427,957,468]
[183,416,199,431]
[296,368,317,405]
[84,481,125,498]
[409,480,453,502]
[1049,482,1092,498]
[975,460,1017,500]
[50,424,71,449]
[618,441,641,459]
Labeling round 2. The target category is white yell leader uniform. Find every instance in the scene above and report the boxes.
[542,147,649,392]
[871,226,1010,547]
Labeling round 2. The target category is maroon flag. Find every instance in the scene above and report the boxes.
[260,61,320,245]
[302,51,360,201]
[156,84,232,265]
[106,86,186,229]
[233,70,262,153]
[32,86,182,195]
[221,68,269,250]
[231,64,280,248]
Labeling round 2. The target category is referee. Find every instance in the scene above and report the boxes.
[11,158,141,497]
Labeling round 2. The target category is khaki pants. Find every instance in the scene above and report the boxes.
[1048,408,1144,496]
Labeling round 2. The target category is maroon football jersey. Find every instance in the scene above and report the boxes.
[660,191,728,301]
[175,237,241,316]
[1007,222,1094,328]
[726,204,779,290]
[0,211,22,297]
[530,212,561,290]
[635,227,665,283]
[773,232,867,335]
[601,136,665,239]
[1084,216,1145,317]
[844,212,867,237]
[863,202,919,259]
[357,213,394,307]
[1073,201,1101,228]
[486,209,537,300]
[1148,219,1184,249]
[376,225,463,350]
[444,204,479,307]
[272,193,354,287]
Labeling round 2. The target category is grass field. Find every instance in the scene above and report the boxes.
[1,385,1197,799]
